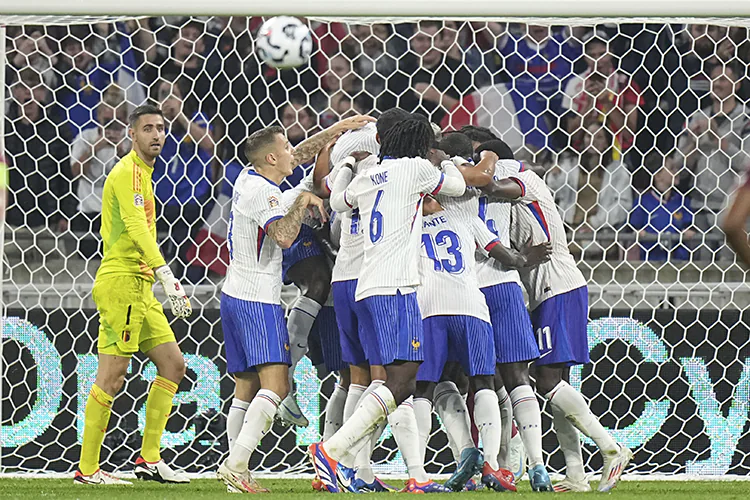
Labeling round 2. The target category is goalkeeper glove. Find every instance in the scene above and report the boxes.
[155,265,192,319]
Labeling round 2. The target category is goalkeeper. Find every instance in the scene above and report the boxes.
[75,105,192,486]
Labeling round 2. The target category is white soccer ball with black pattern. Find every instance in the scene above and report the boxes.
[255,16,313,69]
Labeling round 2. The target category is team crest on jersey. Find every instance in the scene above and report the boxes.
[284,342,290,351]
[133,193,144,207]
[411,339,421,350]
[303,240,313,247]
[268,195,280,208]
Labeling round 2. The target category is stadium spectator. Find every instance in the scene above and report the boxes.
[677,63,750,237]
[547,124,633,232]
[314,53,363,128]
[280,98,319,188]
[629,152,695,261]
[151,77,216,281]
[492,23,583,149]
[6,69,75,231]
[9,30,60,90]
[344,23,401,109]
[563,31,643,158]
[69,95,130,257]
[396,21,474,125]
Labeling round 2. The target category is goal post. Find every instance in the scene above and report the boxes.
[2,5,750,480]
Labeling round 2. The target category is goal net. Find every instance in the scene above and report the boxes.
[2,12,750,479]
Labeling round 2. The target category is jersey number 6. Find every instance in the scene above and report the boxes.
[369,189,384,244]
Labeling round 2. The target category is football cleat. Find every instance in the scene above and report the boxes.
[508,425,527,482]
[528,464,554,492]
[401,478,452,493]
[277,393,310,428]
[554,476,593,493]
[74,469,132,485]
[308,442,340,493]
[481,462,517,492]
[312,477,324,491]
[217,462,269,493]
[353,476,398,492]
[598,445,633,493]
[134,457,190,484]
[444,447,483,492]
[463,478,484,491]
[336,464,358,492]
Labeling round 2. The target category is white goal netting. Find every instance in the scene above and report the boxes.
[2,15,750,478]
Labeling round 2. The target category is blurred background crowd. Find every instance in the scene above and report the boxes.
[6,17,750,283]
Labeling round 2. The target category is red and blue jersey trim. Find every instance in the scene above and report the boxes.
[263,215,283,233]
[526,201,550,240]
[343,191,353,209]
[256,227,265,260]
[484,239,500,252]
[431,173,445,195]
[509,177,526,197]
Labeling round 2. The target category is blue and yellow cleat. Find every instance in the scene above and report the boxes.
[401,479,452,494]
[336,465,358,493]
[444,447,484,492]
[529,464,554,492]
[353,477,398,492]
[308,443,340,493]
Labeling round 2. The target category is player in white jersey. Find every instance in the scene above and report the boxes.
[217,125,327,493]
[273,116,376,428]
[480,144,633,493]
[310,118,467,493]
[327,108,412,493]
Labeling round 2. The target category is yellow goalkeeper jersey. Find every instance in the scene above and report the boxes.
[96,150,166,282]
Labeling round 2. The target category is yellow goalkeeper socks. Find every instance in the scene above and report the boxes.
[141,376,178,463]
[79,384,114,475]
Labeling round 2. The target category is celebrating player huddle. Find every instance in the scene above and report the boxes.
[76,103,631,493]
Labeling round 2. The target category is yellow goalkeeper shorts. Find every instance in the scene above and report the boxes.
[93,276,176,357]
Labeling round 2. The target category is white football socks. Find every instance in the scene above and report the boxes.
[509,385,544,467]
[413,397,433,462]
[226,390,280,472]
[389,397,429,482]
[434,381,473,462]
[344,383,367,422]
[227,398,250,452]
[551,403,586,481]
[323,383,348,440]
[474,389,502,469]
[496,386,512,469]
[287,296,322,390]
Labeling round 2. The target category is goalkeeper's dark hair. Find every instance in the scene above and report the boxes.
[376,108,412,139]
[379,118,434,161]
[460,125,498,144]
[245,125,285,166]
[129,104,164,128]
[439,132,474,158]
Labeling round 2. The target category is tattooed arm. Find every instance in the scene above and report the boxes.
[267,191,327,249]
[292,114,376,166]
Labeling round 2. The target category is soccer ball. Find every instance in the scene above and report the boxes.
[256,16,313,69]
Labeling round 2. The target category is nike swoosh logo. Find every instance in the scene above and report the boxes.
[538,350,552,359]
[297,343,307,349]
[282,403,303,419]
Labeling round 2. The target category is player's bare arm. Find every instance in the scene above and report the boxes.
[292,115,376,166]
[267,192,326,248]
[488,240,552,269]
[722,183,750,266]
[312,136,339,198]
[480,178,524,200]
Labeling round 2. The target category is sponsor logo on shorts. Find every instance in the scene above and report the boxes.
[268,195,280,208]
[133,194,144,207]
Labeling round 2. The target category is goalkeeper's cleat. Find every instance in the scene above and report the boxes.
[508,425,527,482]
[528,464,554,492]
[598,444,633,493]
[481,462,518,492]
[444,447,483,492]
[74,469,132,485]
[308,442,340,493]
[353,476,398,492]
[217,462,269,493]
[134,457,190,483]
[155,265,192,318]
[400,478,452,494]
[277,393,309,428]
[554,476,593,493]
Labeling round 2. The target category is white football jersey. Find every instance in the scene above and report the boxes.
[475,160,526,289]
[507,169,587,310]
[329,122,380,167]
[418,193,497,321]
[223,169,286,304]
[339,157,465,300]
[330,156,378,283]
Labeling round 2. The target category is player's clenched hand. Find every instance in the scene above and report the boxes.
[522,241,553,268]
[301,192,328,223]
[155,265,192,318]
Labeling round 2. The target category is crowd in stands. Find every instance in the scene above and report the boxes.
[5,18,750,282]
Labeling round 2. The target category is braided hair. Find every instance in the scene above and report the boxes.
[379,118,434,161]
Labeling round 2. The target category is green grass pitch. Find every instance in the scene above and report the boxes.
[0,478,748,499]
